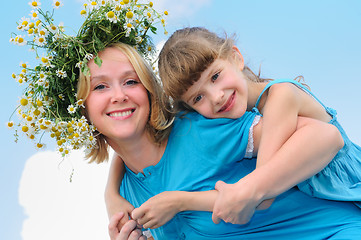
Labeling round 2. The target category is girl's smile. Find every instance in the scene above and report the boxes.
[218,91,236,113]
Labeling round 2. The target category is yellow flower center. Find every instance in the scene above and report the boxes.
[41,57,48,63]
[164,11,168,15]
[38,37,45,43]
[36,100,43,106]
[55,1,60,7]
[22,126,29,132]
[32,12,38,18]
[7,122,14,128]
[37,143,43,148]
[107,11,115,18]
[36,20,41,26]
[147,12,151,17]
[22,21,28,26]
[18,37,24,43]
[28,29,34,34]
[149,2,153,7]
[124,0,129,3]
[33,109,41,116]
[29,22,35,28]
[126,11,133,18]
[91,1,97,6]
[20,98,28,106]
[80,10,87,15]
[127,23,132,28]
[32,2,38,7]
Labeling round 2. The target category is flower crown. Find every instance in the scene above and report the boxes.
[8,0,168,158]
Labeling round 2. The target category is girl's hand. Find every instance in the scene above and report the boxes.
[106,193,135,230]
[212,180,270,225]
[131,191,183,229]
[108,212,147,240]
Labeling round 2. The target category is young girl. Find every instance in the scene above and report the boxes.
[156,26,361,223]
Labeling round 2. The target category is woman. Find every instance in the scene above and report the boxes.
[81,43,361,240]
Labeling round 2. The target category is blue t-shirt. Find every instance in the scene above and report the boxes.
[120,111,361,239]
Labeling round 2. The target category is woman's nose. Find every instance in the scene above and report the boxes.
[111,86,128,103]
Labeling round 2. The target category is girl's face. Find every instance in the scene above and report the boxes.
[181,49,248,119]
[85,47,150,142]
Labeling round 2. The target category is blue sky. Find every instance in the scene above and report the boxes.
[1,0,360,239]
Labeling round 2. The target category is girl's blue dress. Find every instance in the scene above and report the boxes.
[253,79,361,208]
[120,110,361,239]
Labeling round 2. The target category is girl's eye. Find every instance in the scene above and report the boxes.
[211,72,220,82]
[94,84,106,90]
[193,95,203,104]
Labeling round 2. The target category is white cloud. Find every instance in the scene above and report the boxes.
[19,150,111,240]
[154,0,212,20]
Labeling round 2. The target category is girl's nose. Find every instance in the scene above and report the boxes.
[210,89,224,106]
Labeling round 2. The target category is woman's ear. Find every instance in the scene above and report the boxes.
[232,46,244,70]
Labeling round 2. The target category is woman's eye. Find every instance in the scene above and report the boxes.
[125,79,139,86]
[211,72,220,82]
[94,84,106,90]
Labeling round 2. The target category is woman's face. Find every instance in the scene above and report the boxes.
[85,47,150,142]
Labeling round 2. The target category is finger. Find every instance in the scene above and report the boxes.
[212,212,221,224]
[131,207,145,220]
[214,180,226,191]
[117,212,130,230]
[143,219,158,229]
[137,214,152,226]
[109,212,125,233]
[128,228,143,240]
[118,220,138,240]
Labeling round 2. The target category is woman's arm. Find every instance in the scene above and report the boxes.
[212,116,343,224]
[105,153,135,228]
[131,190,217,229]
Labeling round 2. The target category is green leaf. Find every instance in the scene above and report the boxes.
[94,55,102,68]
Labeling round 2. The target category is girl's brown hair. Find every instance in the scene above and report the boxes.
[158,27,268,111]
[78,43,174,163]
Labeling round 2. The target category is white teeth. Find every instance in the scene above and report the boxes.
[109,110,132,117]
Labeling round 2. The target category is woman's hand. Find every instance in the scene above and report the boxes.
[132,191,183,229]
[212,180,271,225]
[108,212,147,240]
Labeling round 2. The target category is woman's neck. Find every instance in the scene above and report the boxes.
[106,132,167,174]
[247,81,269,112]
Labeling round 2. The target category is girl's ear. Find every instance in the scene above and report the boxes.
[232,46,244,70]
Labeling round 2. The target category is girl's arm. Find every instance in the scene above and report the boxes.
[131,190,217,229]
[105,153,135,228]
[212,116,344,224]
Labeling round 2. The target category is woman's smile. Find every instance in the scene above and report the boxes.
[107,108,135,119]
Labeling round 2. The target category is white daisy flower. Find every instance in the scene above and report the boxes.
[56,69,67,78]
[67,104,77,114]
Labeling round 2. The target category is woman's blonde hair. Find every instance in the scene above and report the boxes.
[158,27,270,111]
[78,43,174,163]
